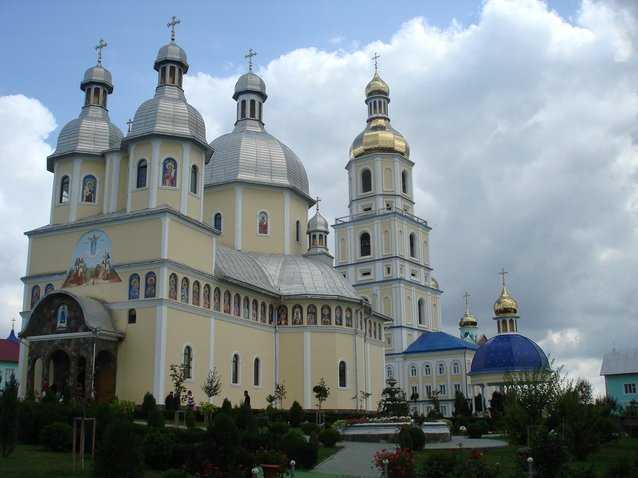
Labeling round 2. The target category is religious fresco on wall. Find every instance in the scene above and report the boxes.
[31,285,41,309]
[44,283,54,296]
[292,305,303,325]
[321,305,332,325]
[307,305,317,325]
[234,294,241,317]
[63,230,121,288]
[243,297,250,319]
[203,285,211,309]
[335,306,343,326]
[181,278,189,303]
[129,274,140,300]
[82,175,97,203]
[345,308,353,327]
[145,272,156,298]
[169,274,178,300]
[214,288,221,311]
[223,291,231,314]
[277,305,288,325]
[192,281,200,306]
[268,304,274,324]
[162,158,177,187]
[258,211,269,235]
[260,303,266,323]
[252,299,258,321]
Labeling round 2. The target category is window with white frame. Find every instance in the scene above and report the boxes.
[454,384,462,393]
[411,384,418,399]
[410,365,417,377]
[625,383,637,394]
[423,364,431,376]
[452,362,460,375]
[386,365,393,379]
[441,404,448,416]
[438,362,446,375]
[425,384,432,397]
[439,384,447,396]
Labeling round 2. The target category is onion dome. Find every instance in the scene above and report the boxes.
[470,334,549,375]
[205,69,310,199]
[350,71,409,159]
[126,24,210,157]
[308,210,329,233]
[494,284,518,316]
[47,43,123,171]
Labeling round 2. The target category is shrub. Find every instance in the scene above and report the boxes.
[0,375,19,457]
[220,398,233,415]
[142,392,157,418]
[409,427,426,450]
[148,408,166,428]
[94,419,144,478]
[269,421,290,436]
[211,411,240,469]
[184,410,196,429]
[318,427,340,447]
[110,399,136,418]
[289,401,304,427]
[373,448,415,477]
[281,429,318,469]
[39,422,72,452]
[255,449,287,466]
[301,422,320,436]
[467,420,488,438]
[398,426,413,450]
[160,470,192,478]
[143,429,176,470]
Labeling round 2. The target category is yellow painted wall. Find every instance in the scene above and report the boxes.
[290,195,309,255]
[76,160,105,220]
[167,219,214,273]
[242,187,284,254]
[203,185,235,248]
[278,332,305,406]
[51,158,73,225]
[117,155,129,211]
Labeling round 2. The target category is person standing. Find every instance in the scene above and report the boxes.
[243,390,251,408]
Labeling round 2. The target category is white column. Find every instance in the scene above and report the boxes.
[153,304,167,402]
[200,153,205,222]
[149,139,161,208]
[103,154,112,215]
[180,142,191,214]
[49,173,57,224]
[108,152,121,213]
[304,331,311,408]
[411,288,417,326]
[374,158,383,209]
[126,143,136,212]
[234,185,243,250]
[69,157,82,222]
[283,190,291,254]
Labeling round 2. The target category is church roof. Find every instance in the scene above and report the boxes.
[0,337,18,363]
[401,331,479,355]
[601,348,638,376]
[470,333,549,375]
[215,246,360,300]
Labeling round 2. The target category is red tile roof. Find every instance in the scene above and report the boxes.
[0,339,19,363]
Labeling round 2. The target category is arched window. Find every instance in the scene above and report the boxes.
[56,304,68,328]
[232,353,240,384]
[296,220,300,242]
[509,318,515,332]
[250,99,256,118]
[234,293,241,317]
[361,169,372,193]
[417,299,425,325]
[162,158,177,187]
[253,357,261,386]
[386,365,394,379]
[81,175,97,203]
[30,285,41,309]
[169,65,176,84]
[321,305,331,325]
[243,297,250,319]
[183,345,192,379]
[268,304,274,324]
[44,283,54,296]
[360,232,371,257]
[178,69,183,87]
[223,291,231,314]
[339,361,347,388]
[213,213,223,231]
[401,170,408,194]
[59,175,70,203]
[307,305,317,325]
[144,272,156,298]
[410,365,417,377]
[190,165,198,194]
[128,274,140,300]
[203,284,211,309]
[136,160,148,189]
[240,100,246,119]
[257,211,269,235]
[169,273,178,300]
[438,362,446,375]
[160,66,167,84]
[260,302,267,323]
[180,277,189,303]
[128,308,136,324]
[424,364,432,376]
[453,362,460,375]
[345,308,353,327]
[252,299,259,321]
[258,102,262,120]
[409,233,416,258]
[192,281,200,306]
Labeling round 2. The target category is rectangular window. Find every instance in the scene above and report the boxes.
[384,265,392,277]
[439,384,447,396]
[425,385,432,397]
[441,404,448,416]
[411,385,418,397]
[625,383,637,394]
[454,384,461,393]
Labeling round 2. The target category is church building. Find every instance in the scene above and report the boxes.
[17,23,387,410]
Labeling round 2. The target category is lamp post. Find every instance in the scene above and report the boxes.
[527,456,534,477]
[383,458,389,477]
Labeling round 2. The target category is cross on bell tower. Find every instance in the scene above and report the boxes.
[499,268,508,287]
[463,291,471,314]
[315,196,321,213]
[95,39,107,65]
[245,48,257,71]
[372,52,380,73]
[167,16,180,42]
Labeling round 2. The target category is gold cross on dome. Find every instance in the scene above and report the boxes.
[463,291,470,313]
[372,52,380,73]
[167,16,181,42]
[499,268,508,286]
[315,196,321,212]
[245,48,257,71]
[95,39,107,65]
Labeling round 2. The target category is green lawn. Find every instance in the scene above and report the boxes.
[317,446,341,464]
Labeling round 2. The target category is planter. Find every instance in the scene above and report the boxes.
[261,464,283,478]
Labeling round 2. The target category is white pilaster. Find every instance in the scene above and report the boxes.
[126,143,137,212]
[103,154,112,215]
[283,190,291,255]
[69,157,82,222]
[180,142,191,214]
[49,173,57,224]
[304,331,311,408]
[153,304,167,402]
[149,139,161,208]
[109,152,121,213]
[234,185,243,250]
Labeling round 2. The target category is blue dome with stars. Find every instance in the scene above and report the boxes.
[470,333,549,375]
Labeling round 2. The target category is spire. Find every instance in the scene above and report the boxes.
[81,39,114,108]
[459,291,478,342]
[154,18,189,87]
[494,268,520,334]
[233,50,267,125]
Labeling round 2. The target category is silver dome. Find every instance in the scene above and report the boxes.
[128,86,208,150]
[233,72,267,100]
[48,106,123,170]
[308,211,329,232]
[81,65,113,93]
[205,120,309,197]
[154,42,189,72]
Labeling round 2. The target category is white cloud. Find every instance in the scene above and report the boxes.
[0,95,55,335]
[185,0,638,390]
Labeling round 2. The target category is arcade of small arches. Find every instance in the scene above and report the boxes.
[356,231,424,261]
[386,358,470,380]
[132,157,200,193]
[497,318,518,333]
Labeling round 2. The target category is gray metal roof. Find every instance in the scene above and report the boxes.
[154,42,189,72]
[128,85,207,148]
[308,211,329,232]
[233,72,266,100]
[81,65,113,92]
[48,106,123,168]
[215,246,360,300]
[601,348,638,376]
[206,119,309,196]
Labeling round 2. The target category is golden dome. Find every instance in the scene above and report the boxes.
[494,286,518,316]
[365,72,389,97]
[350,118,410,159]
[459,312,478,327]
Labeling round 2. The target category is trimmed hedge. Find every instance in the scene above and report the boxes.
[39,422,72,452]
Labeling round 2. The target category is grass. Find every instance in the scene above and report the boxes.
[317,445,342,464]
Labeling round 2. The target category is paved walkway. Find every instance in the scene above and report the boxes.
[312,437,508,477]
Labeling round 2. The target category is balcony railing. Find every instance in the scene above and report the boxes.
[334,207,429,227]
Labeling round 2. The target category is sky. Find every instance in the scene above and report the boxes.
[1,0,637,395]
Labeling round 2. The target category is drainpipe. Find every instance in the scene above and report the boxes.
[91,328,98,401]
